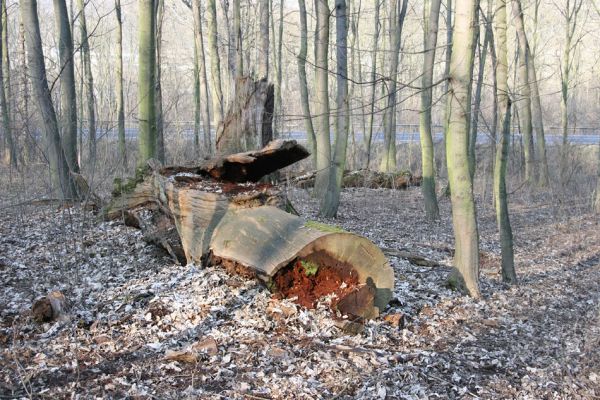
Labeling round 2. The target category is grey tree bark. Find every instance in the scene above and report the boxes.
[258,0,269,79]
[233,0,243,78]
[511,0,534,183]
[296,0,316,164]
[313,0,331,199]
[53,0,78,172]
[77,0,96,165]
[206,0,223,128]
[137,0,157,166]
[21,0,76,198]
[115,0,126,168]
[192,0,212,154]
[319,0,348,217]
[364,0,381,169]
[0,0,15,168]
[379,0,408,173]
[155,0,165,163]
[494,0,516,283]
[445,0,480,297]
[419,0,441,220]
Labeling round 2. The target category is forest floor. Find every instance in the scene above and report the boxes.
[0,179,599,399]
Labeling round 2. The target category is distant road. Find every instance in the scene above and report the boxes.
[95,126,600,145]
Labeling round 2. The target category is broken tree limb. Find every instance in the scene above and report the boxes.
[215,76,274,155]
[104,140,394,318]
[382,248,441,268]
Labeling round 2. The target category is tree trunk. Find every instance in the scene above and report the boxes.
[379,0,408,173]
[364,0,380,169]
[0,0,15,168]
[207,0,223,128]
[274,0,284,136]
[115,0,126,169]
[215,77,274,155]
[319,0,349,217]
[138,0,156,166]
[233,0,243,78]
[528,57,549,187]
[445,0,480,297]
[512,0,534,183]
[297,0,316,165]
[258,0,269,79]
[192,0,212,154]
[419,0,441,220]
[106,140,393,320]
[155,0,165,163]
[494,0,516,283]
[53,0,78,172]
[77,0,96,166]
[21,0,76,199]
[313,0,331,199]
[468,2,490,180]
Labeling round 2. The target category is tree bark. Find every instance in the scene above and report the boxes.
[137,0,157,166]
[192,0,212,154]
[296,0,316,166]
[528,57,549,187]
[379,0,408,173]
[207,0,223,128]
[77,0,96,166]
[21,0,76,199]
[258,0,269,79]
[364,0,380,169]
[494,0,516,283]
[115,0,126,168]
[233,0,243,78]
[419,0,441,220]
[313,0,331,199]
[512,0,534,183]
[0,0,15,168]
[445,0,480,297]
[319,0,349,217]
[155,0,165,163]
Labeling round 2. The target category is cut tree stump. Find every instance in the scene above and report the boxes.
[104,140,394,319]
[293,169,422,190]
[215,77,274,155]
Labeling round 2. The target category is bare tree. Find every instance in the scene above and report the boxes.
[297,0,316,163]
[207,0,223,128]
[155,0,165,163]
[21,0,76,198]
[419,0,442,220]
[445,0,480,297]
[380,0,408,173]
[115,0,126,168]
[0,0,15,168]
[494,0,516,283]
[364,0,381,169]
[191,0,212,154]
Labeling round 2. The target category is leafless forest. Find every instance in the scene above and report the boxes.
[0,0,599,398]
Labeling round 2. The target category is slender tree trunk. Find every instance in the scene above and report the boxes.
[207,0,223,129]
[468,3,490,180]
[137,0,156,166]
[115,0,126,168]
[155,0,165,163]
[528,59,549,186]
[275,0,284,136]
[440,0,452,179]
[21,0,76,198]
[0,0,15,168]
[77,0,96,166]
[494,0,516,283]
[313,0,331,199]
[193,31,201,153]
[380,0,408,173]
[419,0,441,220]
[19,11,33,162]
[258,0,269,79]
[192,0,212,154]
[297,0,316,165]
[364,0,380,169]
[319,0,348,217]
[512,0,534,183]
[233,0,243,78]
[445,0,480,297]
[1,0,9,103]
[53,0,78,172]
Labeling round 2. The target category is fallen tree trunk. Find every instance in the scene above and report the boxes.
[293,169,422,190]
[105,140,394,319]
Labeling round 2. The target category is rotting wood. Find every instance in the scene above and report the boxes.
[293,169,422,190]
[382,247,441,268]
[104,140,394,318]
[215,76,274,155]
